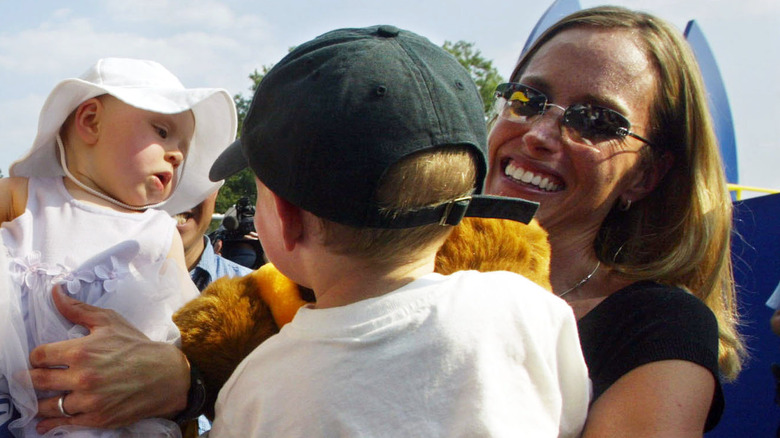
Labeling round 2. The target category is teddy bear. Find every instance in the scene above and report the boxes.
[173,216,551,421]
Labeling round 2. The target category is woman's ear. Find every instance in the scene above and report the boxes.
[621,151,674,205]
[72,97,103,145]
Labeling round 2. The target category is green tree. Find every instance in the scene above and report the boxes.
[234,67,271,135]
[442,40,505,115]
[215,66,272,213]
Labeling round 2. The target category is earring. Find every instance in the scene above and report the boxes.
[619,198,632,211]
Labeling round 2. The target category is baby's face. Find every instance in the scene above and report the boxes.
[89,96,195,207]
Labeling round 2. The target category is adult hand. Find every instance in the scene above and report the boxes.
[771,308,780,337]
[29,286,190,433]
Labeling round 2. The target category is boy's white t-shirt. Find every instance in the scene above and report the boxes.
[211,270,589,438]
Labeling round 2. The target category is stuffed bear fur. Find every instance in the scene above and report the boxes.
[173,216,551,420]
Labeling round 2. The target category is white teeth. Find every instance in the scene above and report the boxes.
[503,163,561,192]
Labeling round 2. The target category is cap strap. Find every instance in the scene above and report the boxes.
[363,195,539,229]
[57,135,166,211]
[463,195,539,224]
[438,196,472,226]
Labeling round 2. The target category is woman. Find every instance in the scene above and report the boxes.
[485,6,744,436]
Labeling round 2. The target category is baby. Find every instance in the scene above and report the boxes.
[0,58,236,437]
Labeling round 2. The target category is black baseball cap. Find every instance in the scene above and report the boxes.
[210,25,538,228]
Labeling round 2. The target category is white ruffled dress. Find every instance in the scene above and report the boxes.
[0,177,198,438]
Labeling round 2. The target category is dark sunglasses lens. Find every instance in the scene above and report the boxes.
[498,84,546,118]
[564,104,631,141]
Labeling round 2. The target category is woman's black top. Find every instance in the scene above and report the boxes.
[577,281,724,431]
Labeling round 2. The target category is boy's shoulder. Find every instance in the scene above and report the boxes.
[442,269,558,303]
[431,270,575,336]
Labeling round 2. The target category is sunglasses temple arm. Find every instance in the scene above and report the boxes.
[628,132,654,147]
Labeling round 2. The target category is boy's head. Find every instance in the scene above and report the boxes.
[313,146,480,264]
[10,57,237,214]
[210,26,537,256]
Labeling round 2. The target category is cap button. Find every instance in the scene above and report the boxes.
[377,25,400,38]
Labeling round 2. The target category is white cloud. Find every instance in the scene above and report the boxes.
[0,4,280,93]
[104,0,238,29]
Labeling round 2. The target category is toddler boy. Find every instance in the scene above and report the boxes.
[208,25,589,437]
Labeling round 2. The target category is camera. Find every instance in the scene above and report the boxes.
[220,197,256,242]
[209,197,265,269]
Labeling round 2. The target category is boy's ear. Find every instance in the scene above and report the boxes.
[271,192,304,252]
[621,151,674,205]
[72,97,103,145]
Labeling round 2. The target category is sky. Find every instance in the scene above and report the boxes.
[1,0,778,198]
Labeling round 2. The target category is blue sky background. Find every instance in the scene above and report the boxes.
[1,0,777,196]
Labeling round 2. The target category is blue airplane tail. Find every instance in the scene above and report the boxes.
[684,20,740,185]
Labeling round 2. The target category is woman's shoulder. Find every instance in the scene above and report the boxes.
[579,281,719,349]
[579,281,720,396]
[582,281,716,327]
[578,281,724,429]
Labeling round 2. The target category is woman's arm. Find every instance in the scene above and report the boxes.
[28,288,191,434]
[0,176,28,223]
[771,308,780,336]
[582,360,715,437]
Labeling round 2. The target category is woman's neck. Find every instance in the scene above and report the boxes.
[547,228,600,294]
[548,228,633,318]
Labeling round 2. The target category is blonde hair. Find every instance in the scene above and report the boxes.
[513,6,744,379]
[318,147,478,266]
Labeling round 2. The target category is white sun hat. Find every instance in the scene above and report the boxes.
[9,57,237,214]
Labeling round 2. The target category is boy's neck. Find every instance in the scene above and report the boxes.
[307,250,438,309]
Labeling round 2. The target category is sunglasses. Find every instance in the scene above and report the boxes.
[494,83,653,147]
